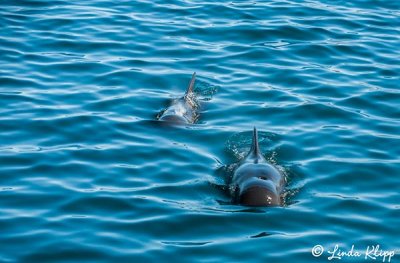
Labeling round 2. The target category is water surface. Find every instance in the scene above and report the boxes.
[1,0,399,262]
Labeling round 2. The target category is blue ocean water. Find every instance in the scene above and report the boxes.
[1,0,399,262]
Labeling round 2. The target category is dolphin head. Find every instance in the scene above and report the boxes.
[237,177,280,206]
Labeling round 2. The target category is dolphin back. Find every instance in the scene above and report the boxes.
[159,72,199,124]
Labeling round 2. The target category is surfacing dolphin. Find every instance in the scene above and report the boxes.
[158,72,199,124]
[231,127,285,206]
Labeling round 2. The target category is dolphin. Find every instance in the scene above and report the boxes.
[231,127,285,206]
[158,72,199,124]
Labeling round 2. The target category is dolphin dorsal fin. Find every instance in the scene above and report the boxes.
[249,127,261,160]
[184,72,196,100]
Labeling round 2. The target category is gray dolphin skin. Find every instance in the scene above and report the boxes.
[158,72,199,124]
[231,127,285,206]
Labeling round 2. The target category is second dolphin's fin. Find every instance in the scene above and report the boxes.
[184,72,196,101]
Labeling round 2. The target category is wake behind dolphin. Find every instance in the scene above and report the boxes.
[230,127,285,206]
[158,72,199,124]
